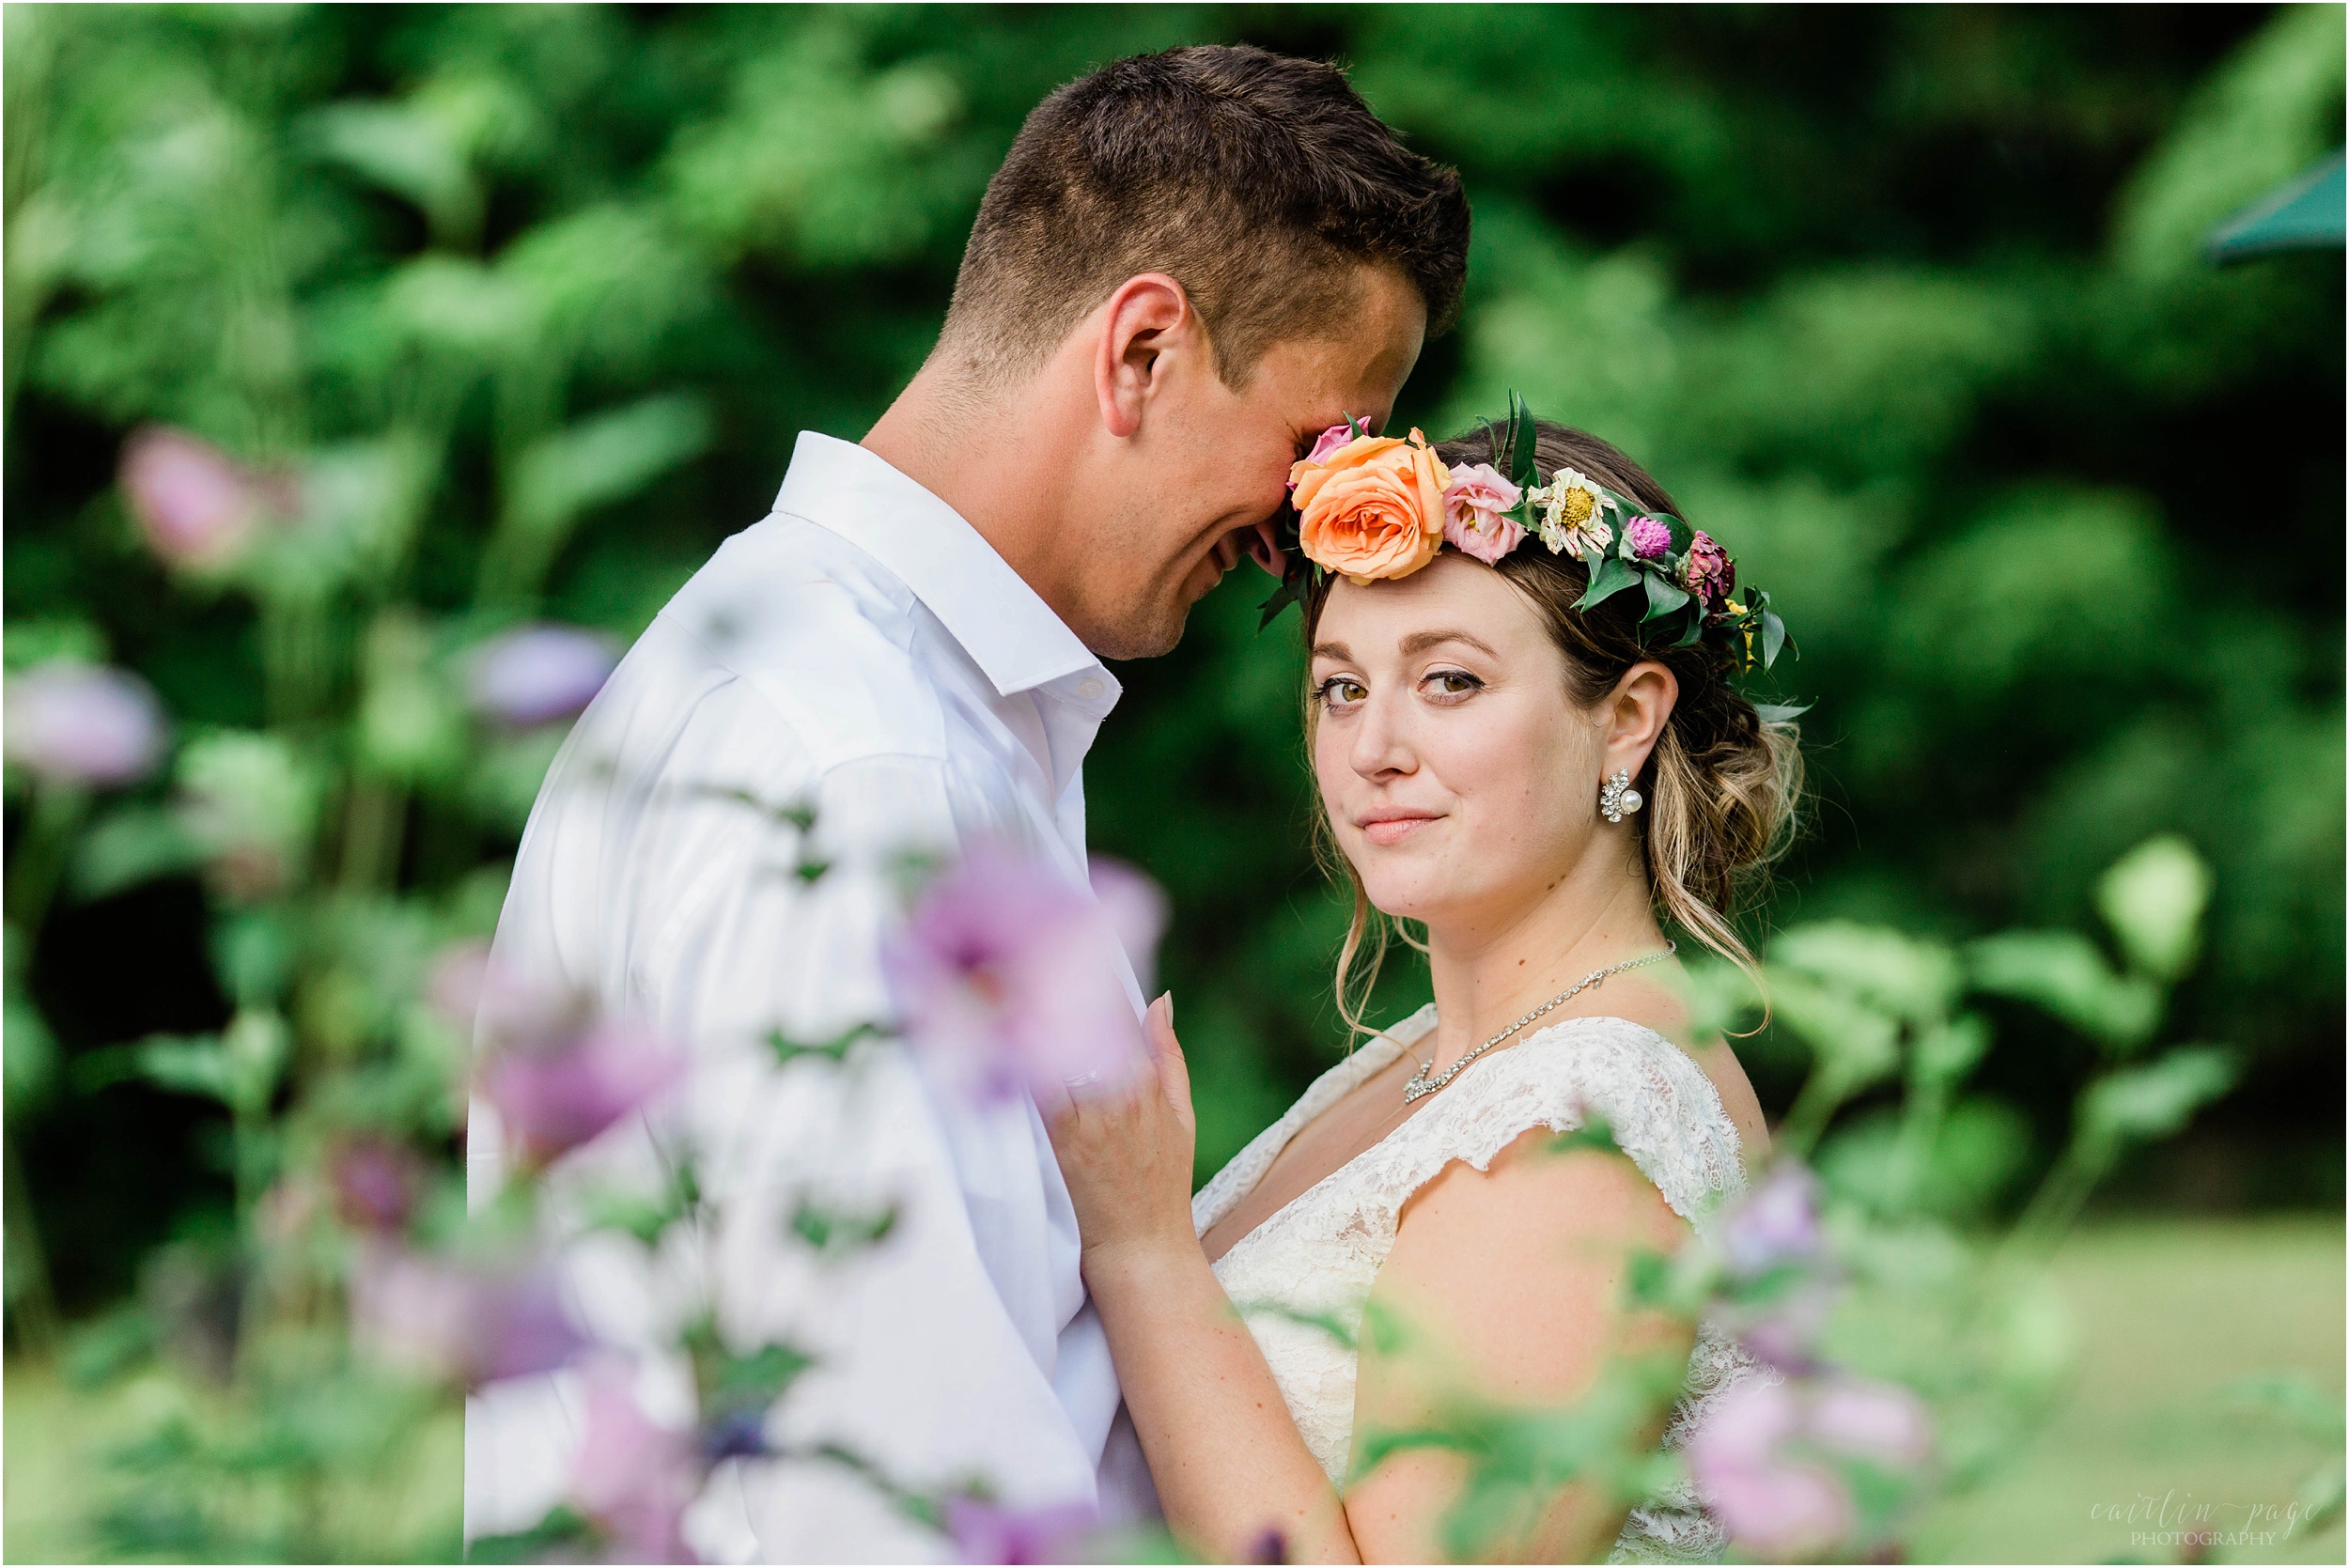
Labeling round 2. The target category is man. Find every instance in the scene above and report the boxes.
[466,43,1468,1560]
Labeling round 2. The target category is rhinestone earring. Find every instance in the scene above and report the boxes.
[1599,768,1643,824]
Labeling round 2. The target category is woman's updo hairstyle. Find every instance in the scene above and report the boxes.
[1302,419,1802,1032]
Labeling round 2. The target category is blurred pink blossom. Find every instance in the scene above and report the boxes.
[1688,1377,1852,1560]
[1690,1371,1935,1560]
[942,1498,1097,1565]
[1721,1160,1822,1275]
[570,1360,701,1563]
[349,1243,586,1387]
[428,939,590,1047]
[119,427,280,572]
[883,843,1163,1107]
[1807,1375,1934,1469]
[4,661,165,787]
[467,625,617,727]
[481,1019,687,1167]
[330,1136,421,1232]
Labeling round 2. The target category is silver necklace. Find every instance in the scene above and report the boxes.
[1400,943,1677,1105]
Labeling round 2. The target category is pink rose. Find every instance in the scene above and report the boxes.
[1287,425,1355,491]
[1440,463,1525,565]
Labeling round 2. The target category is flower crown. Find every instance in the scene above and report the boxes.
[1262,394,1791,676]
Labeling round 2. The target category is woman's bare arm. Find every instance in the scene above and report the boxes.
[1050,1005,1698,1563]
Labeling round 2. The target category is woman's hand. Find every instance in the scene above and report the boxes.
[1042,993,1201,1273]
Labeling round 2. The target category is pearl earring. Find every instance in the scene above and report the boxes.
[1599,768,1643,824]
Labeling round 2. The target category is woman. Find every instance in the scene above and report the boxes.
[1046,416,1799,1563]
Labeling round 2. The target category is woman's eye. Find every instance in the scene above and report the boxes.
[1317,676,1367,708]
[1424,669,1484,699]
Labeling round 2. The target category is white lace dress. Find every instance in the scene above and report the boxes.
[1191,1006,1766,1564]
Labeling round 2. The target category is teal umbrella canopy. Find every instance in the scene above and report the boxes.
[2207,151,2346,261]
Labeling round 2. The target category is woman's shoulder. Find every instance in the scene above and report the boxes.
[1412,1015,1751,1221]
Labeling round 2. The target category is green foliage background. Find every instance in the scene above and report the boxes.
[7,4,2341,1314]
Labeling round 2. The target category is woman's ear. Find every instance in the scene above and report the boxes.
[1602,660,1678,777]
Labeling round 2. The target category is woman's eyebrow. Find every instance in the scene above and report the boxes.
[1310,640,1353,663]
[1398,629,1500,660]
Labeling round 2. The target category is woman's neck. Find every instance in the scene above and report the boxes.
[1419,853,1670,1073]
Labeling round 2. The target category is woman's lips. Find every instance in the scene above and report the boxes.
[1358,811,1440,847]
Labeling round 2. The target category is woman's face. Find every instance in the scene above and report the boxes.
[1310,553,1616,934]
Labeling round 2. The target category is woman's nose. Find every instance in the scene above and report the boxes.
[1350,692,1416,780]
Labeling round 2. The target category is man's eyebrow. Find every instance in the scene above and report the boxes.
[1399,629,1500,660]
[1310,640,1353,663]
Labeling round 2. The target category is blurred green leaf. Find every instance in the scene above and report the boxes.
[1966,930,2163,1052]
[484,393,712,605]
[1772,922,1963,1027]
[2094,834,2211,983]
[2077,1044,2238,1153]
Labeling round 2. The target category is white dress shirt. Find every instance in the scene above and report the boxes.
[464,432,1151,1561]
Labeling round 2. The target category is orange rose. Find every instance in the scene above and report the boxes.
[1289,429,1452,585]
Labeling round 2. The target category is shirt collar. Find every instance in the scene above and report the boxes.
[771,431,1115,705]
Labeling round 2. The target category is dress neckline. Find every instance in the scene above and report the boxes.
[1202,1009,1705,1267]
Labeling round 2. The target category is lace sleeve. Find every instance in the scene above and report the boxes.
[1346,1015,1749,1244]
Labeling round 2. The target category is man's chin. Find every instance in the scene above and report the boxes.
[1082,598,1190,661]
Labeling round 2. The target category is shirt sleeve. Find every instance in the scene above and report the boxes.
[466,675,1100,1562]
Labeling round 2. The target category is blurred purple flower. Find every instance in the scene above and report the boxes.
[468,625,617,727]
[4,661,165,787]
[1625,515,1673,561]
[119,427,279,572]
[1688,1377,1853,1561]
[428,939,593,1048]
[1690,1370,1935,1560]
[570,1360,701,1563]
[1807,1375,1934,1469]
[1721,1160,1823,1276]
[349,1244,586,1387]
[1736,1283,1838,1374]
[330,1137,421,1233]
[481,1019,687,1168]
[883,841,1163,1107]
[943,1498,1097,1565]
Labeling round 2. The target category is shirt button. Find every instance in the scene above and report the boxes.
[1078,678,1104,699]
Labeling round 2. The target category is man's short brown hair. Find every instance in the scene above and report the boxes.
[941,45,1470,387]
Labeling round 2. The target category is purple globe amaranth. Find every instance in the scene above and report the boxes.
[1625,514,1674,561]
[883,840,1164,1108]
[468,624,618,727]
[4,661,166,787]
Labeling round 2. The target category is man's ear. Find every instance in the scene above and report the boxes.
[1093,272,1194,440]
[1603,660,1679,777]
